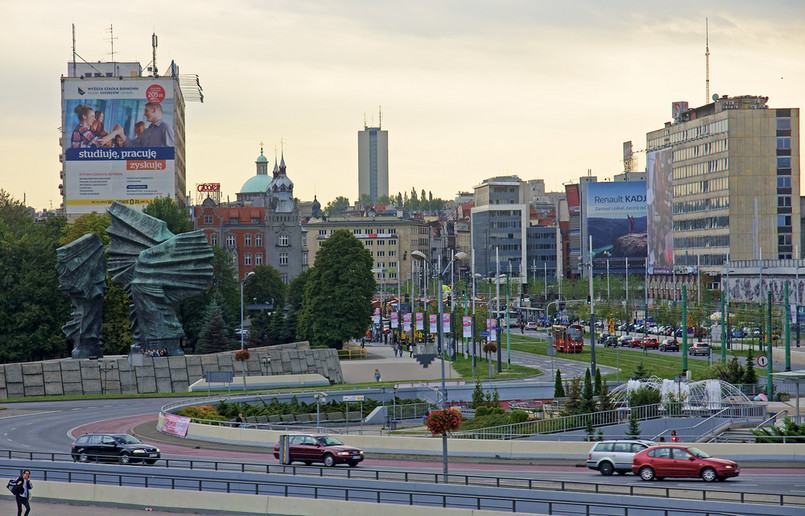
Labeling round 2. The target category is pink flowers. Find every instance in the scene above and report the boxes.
[234,349,251,361]
[426,407,463,435]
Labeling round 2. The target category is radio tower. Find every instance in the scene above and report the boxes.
[705,18,710,103]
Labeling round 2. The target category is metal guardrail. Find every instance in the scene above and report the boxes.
[0,462,760,516]
[2,450,803,509]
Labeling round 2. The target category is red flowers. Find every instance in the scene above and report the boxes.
[426,407,463,435]
[234,349,251,361]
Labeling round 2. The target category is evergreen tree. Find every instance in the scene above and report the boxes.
[471,381,485,408]
[744,347,758,386]
[581,368,596,413]
[594,367,603,396]
[554,370,565,398]
[197,300,232,354]
[597,382,613,412]
[585,417,595,441]
[726,355,744,384]
[631,361,650,380]
[625,410,641,439]
[564,377,582,415]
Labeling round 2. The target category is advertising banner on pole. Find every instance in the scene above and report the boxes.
[429,314,438,334]
[487,318,497,341]
[390,311,398,329]
[442,313,451,334]
[373,308,380,325]
[463,316,472,338]
[403,313,412,332]
[415,312,423,330]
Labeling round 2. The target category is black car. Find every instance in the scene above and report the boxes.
[71,433,160,464]
[660,339,680,352]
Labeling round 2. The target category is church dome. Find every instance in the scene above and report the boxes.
[240,174,272,193]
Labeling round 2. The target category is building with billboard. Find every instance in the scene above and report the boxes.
[646,95,800,275]
[60,62,187,216]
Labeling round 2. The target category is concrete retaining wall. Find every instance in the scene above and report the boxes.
[1,482,507,516]
[0,342,342,399]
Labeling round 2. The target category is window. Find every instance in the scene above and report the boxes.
[303,252,308,265]
[778,215,792,227]
[279,252,288,265]
[203,215,213,224]
[779,234,792,246]
[353,229,361,235]
[319,229,327,236]
[377,251,385,257]
[365,240,373,246]
[778,195,792,208]
[251,217,260,223]
[777,157,792,169]
[226,234,236,247]
[279,234,289,247]
[777,137,791,150]
[244,253,252,266]
[244,233,252,247]
[777,117,791,131]
[377,240,385,246]
[389,250,397,257]
[255,233,263,247]
[210,234,219,246]
[255,253,263,265]
[778,176,791,189]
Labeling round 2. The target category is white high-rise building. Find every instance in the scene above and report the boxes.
[358,120,388,202]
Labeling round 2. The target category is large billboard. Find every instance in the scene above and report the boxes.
[61,77,183,215]
[584,181,647,263]
[646,148,674,273]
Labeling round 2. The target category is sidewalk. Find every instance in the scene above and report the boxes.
[339,341,460,383]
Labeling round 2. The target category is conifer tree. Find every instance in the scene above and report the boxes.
[594,367,603,396]
[744,346,758,386]
[554,370,565,398]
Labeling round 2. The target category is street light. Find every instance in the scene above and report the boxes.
[472,273,482,374]
[240,270,255,393]
[411,249,466,480]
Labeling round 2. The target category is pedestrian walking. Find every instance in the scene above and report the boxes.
[374,368,381,382]
[670,430,679,442]
[12,469,32,516]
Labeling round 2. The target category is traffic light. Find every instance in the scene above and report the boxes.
[586,295,591,305]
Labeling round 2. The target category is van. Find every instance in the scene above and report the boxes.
[586,439,657,475]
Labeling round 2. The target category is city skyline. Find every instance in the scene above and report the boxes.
[1,1,803,211]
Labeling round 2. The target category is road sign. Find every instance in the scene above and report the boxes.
[343,395,365,402]
[756,354,768,368]
[480,331,489,337]
[547,346,557,357]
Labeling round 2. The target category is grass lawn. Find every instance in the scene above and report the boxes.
[450,353,541,380]
[504,334,770,381]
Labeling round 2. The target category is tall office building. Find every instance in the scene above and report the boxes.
[358,119,389,202]
[645,95,800,274]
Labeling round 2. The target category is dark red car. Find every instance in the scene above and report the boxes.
[273,434,364,467]
[632,445,739,482]
[628,337,643,348]
[642,337,659,349]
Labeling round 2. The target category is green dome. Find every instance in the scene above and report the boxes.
[256,154,268,163]
[240,174,271,193]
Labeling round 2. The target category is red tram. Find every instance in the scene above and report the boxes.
[551,324,584,353]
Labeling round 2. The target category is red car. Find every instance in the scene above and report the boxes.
[642,337,659,349]
[632,445,739,482]
[628,337,643,348]
[273,434,364,467]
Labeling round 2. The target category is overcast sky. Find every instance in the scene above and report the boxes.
[1,1,803,210]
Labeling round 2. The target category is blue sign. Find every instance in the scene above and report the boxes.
[479,331,489,337]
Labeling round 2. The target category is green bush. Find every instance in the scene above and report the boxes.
[508,410,529,424]
[176,406,230,423]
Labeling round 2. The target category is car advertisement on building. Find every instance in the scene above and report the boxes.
[646,149,674,274]
[61,77,178,214]
[584,181,647,269]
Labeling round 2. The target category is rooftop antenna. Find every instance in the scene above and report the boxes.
[378,105,382,129]
[151,33,158,78]
[106,24,117,63]
[71,23,77,77]
[705,18,710,104]
[363,112,367,129]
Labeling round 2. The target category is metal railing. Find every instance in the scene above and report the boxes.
[5,449,802,509]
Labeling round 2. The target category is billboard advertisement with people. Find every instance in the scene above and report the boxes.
[61,77,183,214]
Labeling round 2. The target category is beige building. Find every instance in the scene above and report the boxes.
[646,95,800,276]
[305,217,430,286]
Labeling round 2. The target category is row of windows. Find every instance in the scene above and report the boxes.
[352,228,398,235]
[241,252,291,266]
[673,176,729,196]
[673,138,728,161]
[670,119,729,145]
[364,240,397,246]
[673,216,729,232]
[673,234,730,249]
[490,220,522,229]
[673,157,729,181]
[222,233,289,247]
[673,196,729,215]
[526,243,557,250]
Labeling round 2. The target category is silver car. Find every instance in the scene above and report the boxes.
[586,439,657,476]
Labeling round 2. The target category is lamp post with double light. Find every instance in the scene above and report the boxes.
[411,249,466,480]
[240,271,255,393]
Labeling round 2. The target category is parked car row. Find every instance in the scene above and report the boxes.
[587,439,740,482]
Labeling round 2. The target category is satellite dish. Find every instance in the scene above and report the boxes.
[712,94,719,101]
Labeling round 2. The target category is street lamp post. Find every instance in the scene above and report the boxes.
[411,250,466,481]
[240,271,255,393]
[472,273,482,374]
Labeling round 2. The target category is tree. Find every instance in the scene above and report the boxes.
[323,196,350,218]
[598,382,613,412]
[726,355,745,384]
[581,368,595,413]
[101,282,134,355]
[143,197,191,234]
[554,370,565,398]
[744,347,758,386]
[60,211,111,247]
[631,361,650,380]
[594,367,603,396]
[196,299,233,354]
[471,381,485,409]
[244,265,287,310]
[564,377,582,415]
[625,410,641,439]
[297,230,375,348]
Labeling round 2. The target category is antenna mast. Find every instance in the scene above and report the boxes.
[705,18,710,103]
[378,105,382,129]
[151,33,158,77]
[71,24,77,77]
[106,24,117,63]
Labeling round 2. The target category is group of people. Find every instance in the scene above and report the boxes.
[141,348,169,357]
[70,102,174,149]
